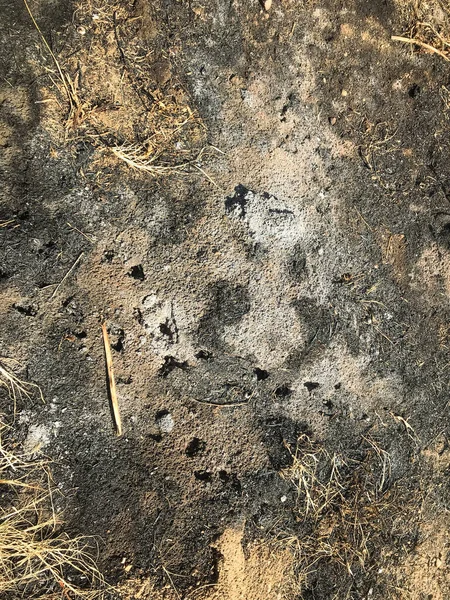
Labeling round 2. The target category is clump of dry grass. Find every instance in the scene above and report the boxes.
[0,362,105,599]
[393,0,450,61]
[0,420,106,599]
[278,435,418,594]
[0,359,44,416]
[25,0,207,177]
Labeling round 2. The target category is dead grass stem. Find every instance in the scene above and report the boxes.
[101,322,122,436]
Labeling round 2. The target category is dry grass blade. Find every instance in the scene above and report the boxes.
[25,0,208,177]
[101,323,123,436]
[50,252,84,300]
[281,435,344,518]
[0,219,18,229]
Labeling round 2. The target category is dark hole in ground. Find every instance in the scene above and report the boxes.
[194,470,213,482]
[17,210,30,221]
[254,367,269,381]
[73,330,87,339]
[218,470,229,483]
[102,250,115,263]
[185,437,206,457]
[110,328,124,352]
[159,319,175,342]
[13,303,37,317]
[128,264,145,280]
[62,296,74,308]
[280,92,299,120]
[409,84,421,98]
[275,384,292,398]
[225,184,250,218]
[304,382,320,393]
[155,409,170,420]
[133,308,143,324]
[196,349,213,359]
[159,355,189,377]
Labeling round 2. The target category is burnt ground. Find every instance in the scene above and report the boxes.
[2,0,450,598]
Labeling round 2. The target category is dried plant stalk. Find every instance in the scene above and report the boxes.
[101,323,123,436]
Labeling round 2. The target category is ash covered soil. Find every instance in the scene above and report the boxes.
[2,0,450,598]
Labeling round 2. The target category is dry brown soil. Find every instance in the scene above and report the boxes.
[2,0,450,598]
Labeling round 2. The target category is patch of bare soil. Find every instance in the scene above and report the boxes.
[2,0,450,598]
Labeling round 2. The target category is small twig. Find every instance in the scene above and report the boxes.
[389,411,418,442]
[101,323,123,436]
[113,11,126,64]
[373,325,394,345]
[391,35,450,62]
[50,252,84,299]
[208,144,226,155]
[111,145,194,174]
[191,397,248,407]
[0,219,18,228]
[354,208,373,232]
[67,222,95,243]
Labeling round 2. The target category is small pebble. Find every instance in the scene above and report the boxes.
[264,0,272,10]
[157,412,174,433]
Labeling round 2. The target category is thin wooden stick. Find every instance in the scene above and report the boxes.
[101,323,123,436]
[391,35,450,62]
